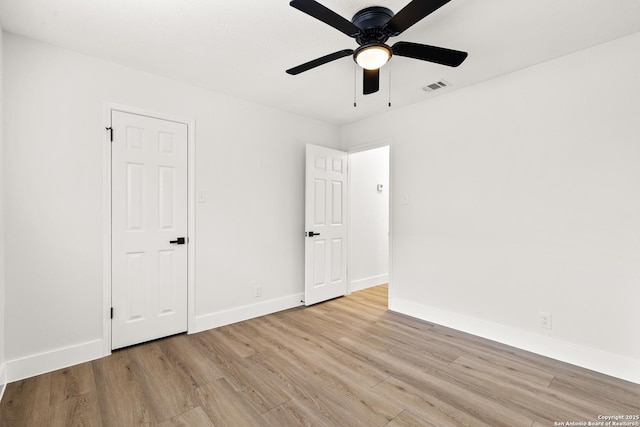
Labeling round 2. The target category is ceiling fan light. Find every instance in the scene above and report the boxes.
[354,44,391,70]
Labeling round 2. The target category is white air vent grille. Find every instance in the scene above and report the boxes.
[422,80,451,92]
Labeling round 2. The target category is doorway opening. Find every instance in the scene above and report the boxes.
[302,142,391,307]
[347,144,391,296]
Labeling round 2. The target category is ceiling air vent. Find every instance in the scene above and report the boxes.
[422,80,451,93]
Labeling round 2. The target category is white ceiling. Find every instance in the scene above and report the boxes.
[1,0,640,125]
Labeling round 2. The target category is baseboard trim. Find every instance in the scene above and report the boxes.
[350,274,389,293]
[6,339,105,383]
[0,363,6,402]
[194,293,304,333]
[390,297,640,385]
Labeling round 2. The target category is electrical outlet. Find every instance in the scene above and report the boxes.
[539,312,552,329]
[254,285,263,298]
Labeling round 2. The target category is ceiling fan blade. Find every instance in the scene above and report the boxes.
[385,0,451,36]
[286,49,354,75]
[363,68,380,95]
[290,0,361,38]
[392,41,467,67]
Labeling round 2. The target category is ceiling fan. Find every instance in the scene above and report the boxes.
[286,0,468,95]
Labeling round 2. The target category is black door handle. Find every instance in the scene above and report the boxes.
[306,231,320,237]
[170,237,186,244]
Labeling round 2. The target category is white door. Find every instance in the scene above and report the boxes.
[111,110,188,349]
[304,144,348,305]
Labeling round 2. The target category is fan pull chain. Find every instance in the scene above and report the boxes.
[388,66,392,107]
[353,63,357,107]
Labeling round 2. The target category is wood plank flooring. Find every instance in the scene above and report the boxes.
[1,285,639,426]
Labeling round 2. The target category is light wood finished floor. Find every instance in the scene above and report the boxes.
[1,285,639,426]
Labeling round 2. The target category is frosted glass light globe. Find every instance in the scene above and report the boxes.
[355,45,391,70]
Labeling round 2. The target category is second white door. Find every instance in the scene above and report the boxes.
[111,110,188,349]
[304,144,348,305]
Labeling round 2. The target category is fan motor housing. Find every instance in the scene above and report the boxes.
[352,6,394,45]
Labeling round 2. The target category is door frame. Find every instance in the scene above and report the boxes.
[346,138,393,300]
[102,102,196,355]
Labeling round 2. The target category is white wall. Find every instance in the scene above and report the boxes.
[0,26,6,396]
[3,33,340,381]
[341,32,640,384]
[348,146,389,292]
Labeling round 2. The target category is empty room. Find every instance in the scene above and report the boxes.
[0,0,639,426]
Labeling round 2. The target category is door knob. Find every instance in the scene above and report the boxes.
[170,237,186,244]
[306,231,320,237]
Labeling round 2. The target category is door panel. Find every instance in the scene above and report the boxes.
[112,111,188,349]
[332,181,343,223]
[305,144,348,305]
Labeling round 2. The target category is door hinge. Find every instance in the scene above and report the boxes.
[110,307,114,319]
[105,126,113,142]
